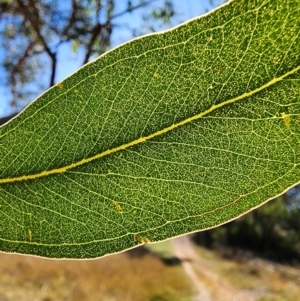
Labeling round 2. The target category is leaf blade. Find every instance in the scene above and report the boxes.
[0,0,299,258]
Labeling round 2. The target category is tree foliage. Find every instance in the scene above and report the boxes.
[0,0,177,110]
[193,192,300,263]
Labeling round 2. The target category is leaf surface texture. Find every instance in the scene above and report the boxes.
[0,0,299,258]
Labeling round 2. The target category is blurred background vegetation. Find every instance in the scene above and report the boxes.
[193,192,300,264]
[0,0,299,266]
[0,0,223,113]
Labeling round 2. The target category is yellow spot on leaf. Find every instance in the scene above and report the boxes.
[74,89,79,94]
[133,234,150,244]
[57,82,63,89]
[217,66,225,73]
[153,72,159,78]
[281,113,291,127]
[112,200,122,213]
[141,237,150,243]
[28,229,32,242]
[134,234,139,242]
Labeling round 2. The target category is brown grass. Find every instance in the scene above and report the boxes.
[193,245,300,301]
[2,240,299,301]
[0,246,193,301]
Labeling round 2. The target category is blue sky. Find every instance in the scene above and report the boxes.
[0,0,224,118]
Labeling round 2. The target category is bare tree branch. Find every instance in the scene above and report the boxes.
[110,0,158,20]
[82,23,103,65]
[10,41,37,107]
[61,0,80,37]
[16,0,57,87]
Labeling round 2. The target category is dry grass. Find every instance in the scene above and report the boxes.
[2,240,299,301]
[193,245,300,301]
[0,245,193,301]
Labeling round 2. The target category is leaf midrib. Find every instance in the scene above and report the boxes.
[1,65,299,185]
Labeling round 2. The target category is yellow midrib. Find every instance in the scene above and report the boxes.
[1,65,299,184]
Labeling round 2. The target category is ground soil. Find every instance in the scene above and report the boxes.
[1,236,300,301]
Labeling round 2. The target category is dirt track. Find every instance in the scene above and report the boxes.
[171,236,266,301]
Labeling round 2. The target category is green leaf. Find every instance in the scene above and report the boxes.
[0,0,299,259]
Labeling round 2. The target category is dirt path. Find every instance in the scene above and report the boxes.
[170,236,254,301]
[171,236,212,301]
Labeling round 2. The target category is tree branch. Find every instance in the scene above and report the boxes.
[61,0,79,37]
[82,23,103,65]
[110,0,158,20]
[16,0,57,87]
[82,0,155,64]
[10,41,36,107]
